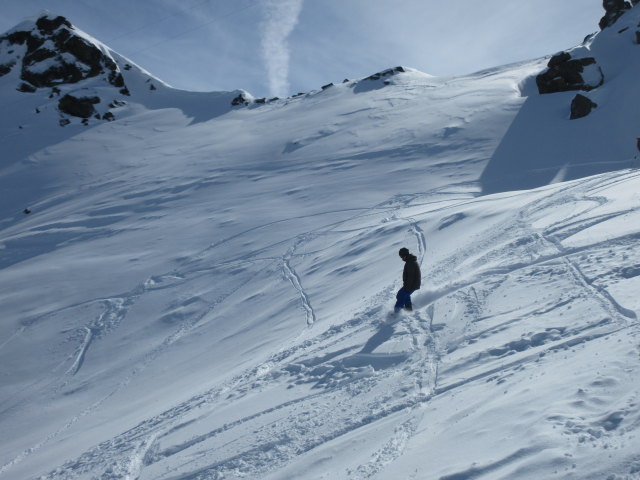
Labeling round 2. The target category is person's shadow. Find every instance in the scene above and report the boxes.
[360,323,395,354]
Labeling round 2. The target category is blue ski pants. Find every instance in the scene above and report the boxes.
[394,287,414,312]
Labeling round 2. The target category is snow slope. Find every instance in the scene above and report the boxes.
[1,9,640,480]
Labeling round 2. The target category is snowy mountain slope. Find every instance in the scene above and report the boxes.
[0,12,249,205]
[0,8,639,480]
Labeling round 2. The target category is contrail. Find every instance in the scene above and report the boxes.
[261,0,304,98]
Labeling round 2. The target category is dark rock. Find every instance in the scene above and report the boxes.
[599,0,632,30]
[4,30,42,51]
[23,208,31,215]
[321,83,334,90]
[59,118,70,126]
[119,87,130,96]
[102,112,115,121]
[268,97,279,102]
[62,35,103,75]
[0,14,128,92]
[570,94,598,119]
[536,52,603,94]
[58,94,100,118]
[255,98,266,104]
[149,83,156,91]
[366,66,405,82]
[547,52,571,68]
[636,31,640,43]
[36,15,72,34]
[23,47,57,66]
[22,60,84,87]
[343,79,349,83]
[17,82,36,93]
[0,62,14,76]
[108,99,126,108]
[231,94,248,106]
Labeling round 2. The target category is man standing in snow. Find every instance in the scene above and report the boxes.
[395,247,421,313]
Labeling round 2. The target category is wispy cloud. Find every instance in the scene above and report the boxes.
[261,0,304,98]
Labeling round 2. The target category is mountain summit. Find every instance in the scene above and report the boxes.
[0,13,251,127]
[0,14,127,93]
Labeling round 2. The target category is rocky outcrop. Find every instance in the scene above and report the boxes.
[366,66,405,82]
[0,62,13,76]
[599,0,633,30]
[0,14,128,94]
[536,52,603,94]
[570,94,598,119]
[17,82,36,93]
[231,93,249,106]
[58,94,100,118]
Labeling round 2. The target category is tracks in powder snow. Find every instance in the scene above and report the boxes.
[11,171,640,479]
[282,234,317,327]
[0,268,259,477]
[38,304,440,479]
[30,194,444,480]
[431,172,640,397]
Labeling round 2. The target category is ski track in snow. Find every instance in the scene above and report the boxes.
[282,235,317,327]
[0,268,259,476]
[65,326,94,376]
[406,217,427,264]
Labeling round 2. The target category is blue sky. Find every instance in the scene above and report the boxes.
[1,1,604,98]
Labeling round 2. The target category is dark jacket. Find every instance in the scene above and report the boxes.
[403,254,421,291]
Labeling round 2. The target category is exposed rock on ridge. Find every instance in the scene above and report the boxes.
[0,14,128,94]
[534,1,640,119]
[599,0,636,30]
[536,52,603,95]
[58,93,100,118]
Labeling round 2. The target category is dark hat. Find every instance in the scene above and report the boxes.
[398,247,410,258]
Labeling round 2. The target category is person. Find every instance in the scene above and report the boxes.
[394,247,421,313]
